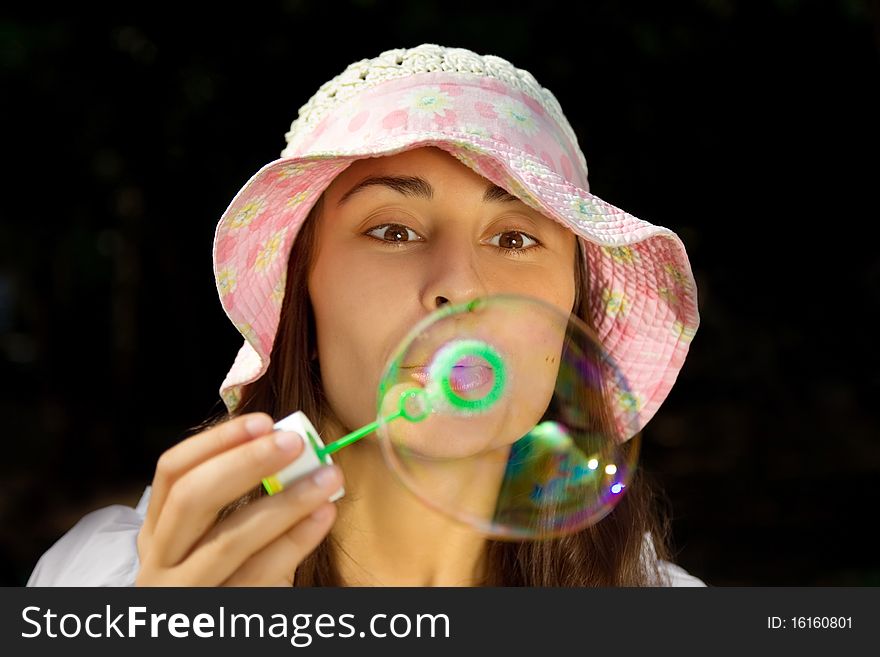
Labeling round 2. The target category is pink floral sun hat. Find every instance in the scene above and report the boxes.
[212,43,700,440]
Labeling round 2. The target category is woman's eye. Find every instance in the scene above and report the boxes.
[365,223,422,244]
[488,230,540,252]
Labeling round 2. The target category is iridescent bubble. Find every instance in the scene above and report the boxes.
[373,292,640,540]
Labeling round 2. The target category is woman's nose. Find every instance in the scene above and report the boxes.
[422,239,490,311]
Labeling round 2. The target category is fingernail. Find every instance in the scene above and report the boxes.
[273,431,302,452]
[313,466,338,488]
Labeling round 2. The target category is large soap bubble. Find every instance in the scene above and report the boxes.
[372,293,640,540]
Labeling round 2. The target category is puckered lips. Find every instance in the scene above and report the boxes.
[401,355,493,393]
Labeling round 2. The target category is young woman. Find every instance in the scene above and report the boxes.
[27,44,705,587]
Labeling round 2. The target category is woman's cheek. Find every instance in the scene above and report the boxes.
[501,268,575,313]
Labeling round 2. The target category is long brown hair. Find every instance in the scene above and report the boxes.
[197,189,677,586]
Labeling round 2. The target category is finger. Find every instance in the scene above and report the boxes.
[143,413,274,538]
[148,503,337,588]
[151,429,307,567]
[223,503,338,587]
[175,465,342,586]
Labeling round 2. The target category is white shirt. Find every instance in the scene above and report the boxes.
[26,486,707,587]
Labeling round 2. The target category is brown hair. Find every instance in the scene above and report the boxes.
[196,191,677,586]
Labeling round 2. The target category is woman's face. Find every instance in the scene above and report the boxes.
[308,146,577,433]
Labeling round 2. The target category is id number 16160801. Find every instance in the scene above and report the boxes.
[767,617,853,630]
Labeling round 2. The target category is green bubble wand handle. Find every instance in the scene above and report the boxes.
[319,387,432,458]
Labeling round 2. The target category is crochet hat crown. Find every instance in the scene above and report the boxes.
[280,44,589,186]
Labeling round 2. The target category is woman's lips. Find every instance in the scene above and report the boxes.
[405,365,493,392]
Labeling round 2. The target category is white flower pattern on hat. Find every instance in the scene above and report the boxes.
[663,263,687,286]
[602,287,629,318]
[571,197,604,223]
[253,227,288,273]
[496,98,540,137]
[217,266,238,296]
[408,87,454,116]
[673,319,697,343]
[221,387,240,411]
[657,286,680,306]
[601,245,638,265]
[618,390,643,414]
[229,197,267,230]
[277,163,310,179]
[236,321,258,344]
[271,270,286,308]
[285,190,310,207]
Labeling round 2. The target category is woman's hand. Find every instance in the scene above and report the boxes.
[135,412,342,586]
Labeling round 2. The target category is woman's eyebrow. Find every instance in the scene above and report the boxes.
[336,175,522,206]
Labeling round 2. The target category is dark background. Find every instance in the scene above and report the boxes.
[2,0,878,586]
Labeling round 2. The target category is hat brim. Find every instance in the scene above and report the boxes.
[214,133,700,439]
